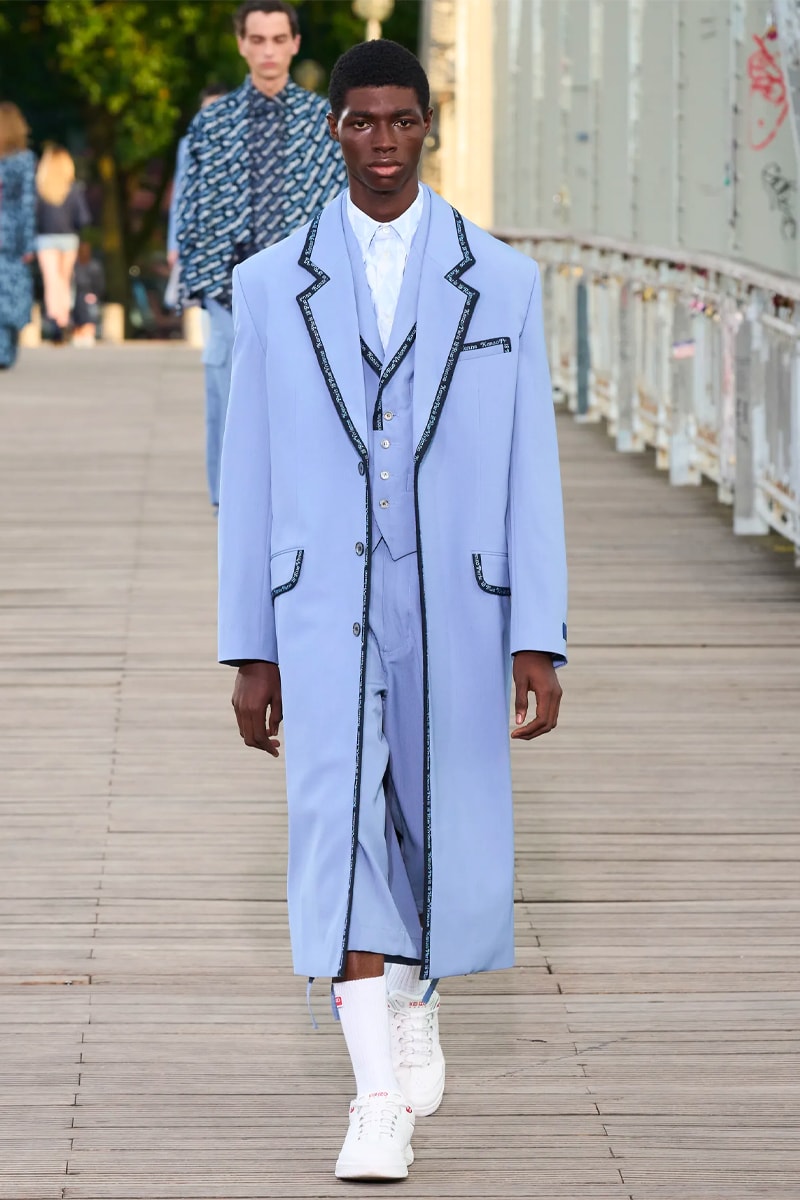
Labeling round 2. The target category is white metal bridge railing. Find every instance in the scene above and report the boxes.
[498,230,800,564]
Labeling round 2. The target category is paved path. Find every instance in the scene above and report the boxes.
[1,346,799,1199]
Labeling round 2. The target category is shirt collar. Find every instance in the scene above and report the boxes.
[346,185,424,260]
[245,74,291,106]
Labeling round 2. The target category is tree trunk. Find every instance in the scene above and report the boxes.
[95,146,129,309]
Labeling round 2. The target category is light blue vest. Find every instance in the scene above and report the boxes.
[342,197,431,560]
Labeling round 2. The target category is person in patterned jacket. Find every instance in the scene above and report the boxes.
[176,0,347,513]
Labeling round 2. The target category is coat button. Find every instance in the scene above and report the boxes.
[355,542,364,555]
[379,499,389,508]
[358,462,366,476]
[353,622,361,637]
[384,411,394,421]
[381,439,390,448]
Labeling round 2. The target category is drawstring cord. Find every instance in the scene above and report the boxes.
[305,977,319,1031]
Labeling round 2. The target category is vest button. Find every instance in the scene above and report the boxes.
[358,462,366,476]
[353,622,361,637]
[355,542,364,556]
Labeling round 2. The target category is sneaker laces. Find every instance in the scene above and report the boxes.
[391,1002,436,1067]
[351,1096,402,1142]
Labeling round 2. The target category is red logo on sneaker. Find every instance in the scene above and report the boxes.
[406,1106,413,1113]
[335,995,343,1007]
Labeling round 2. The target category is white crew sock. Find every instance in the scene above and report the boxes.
[385,961,427,998]
[333,975,401,1097]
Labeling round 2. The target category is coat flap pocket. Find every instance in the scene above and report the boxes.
[472,552,511,596]
[270,548,304,599]
[461,337,512,361]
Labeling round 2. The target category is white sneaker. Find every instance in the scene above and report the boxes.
[388,989,446,1116]
[334,1090,415,1181]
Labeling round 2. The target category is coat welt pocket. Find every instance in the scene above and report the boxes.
[461,337,512,360]
[472,552,511,596]
[271,549,304,599]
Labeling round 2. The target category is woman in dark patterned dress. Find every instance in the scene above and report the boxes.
[0,102,36,369]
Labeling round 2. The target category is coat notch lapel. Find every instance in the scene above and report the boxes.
[413,203,479,458]
[296,198,369,458]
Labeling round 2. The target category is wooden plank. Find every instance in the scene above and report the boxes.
[1,347,799,1196]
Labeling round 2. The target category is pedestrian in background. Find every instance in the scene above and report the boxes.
[71,241,105,347]
[177,0,347,514]
[35,144,91,342]
[0,101,36,370]
[167,83,229,274]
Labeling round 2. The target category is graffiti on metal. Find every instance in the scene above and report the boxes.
[747,32,789,150]
[761,161,798,239]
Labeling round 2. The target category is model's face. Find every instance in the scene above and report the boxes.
[327,86,432,197]
[237,12,300,86]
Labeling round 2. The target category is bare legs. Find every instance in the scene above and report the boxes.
[37,247,78,331]
[338,949,384,982]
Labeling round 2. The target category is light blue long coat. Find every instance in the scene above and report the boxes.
[218,187,567,981]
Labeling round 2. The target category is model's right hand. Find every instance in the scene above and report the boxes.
[232,662,282,756]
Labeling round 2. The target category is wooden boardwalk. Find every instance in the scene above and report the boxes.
[1,345,799,1199]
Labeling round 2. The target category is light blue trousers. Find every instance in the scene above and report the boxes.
[203,299,235,507]
[347,539,425,963]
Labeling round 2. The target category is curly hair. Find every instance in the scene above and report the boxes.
[329,40,430,119]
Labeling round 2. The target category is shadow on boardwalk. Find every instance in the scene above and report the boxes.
[1,346,799,1198]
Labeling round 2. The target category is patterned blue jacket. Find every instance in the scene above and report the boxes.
[176,77,347,307]
[0,149,36,333]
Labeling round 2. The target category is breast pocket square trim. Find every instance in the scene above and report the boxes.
[461,337,512,359]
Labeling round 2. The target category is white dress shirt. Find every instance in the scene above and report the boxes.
[346,186,424,352]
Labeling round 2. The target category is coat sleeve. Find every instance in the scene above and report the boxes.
[217,267,278,666]
[507,262,568,665]
[175,116,202,275]
[167,136,188,256]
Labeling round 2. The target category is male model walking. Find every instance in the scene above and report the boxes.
[218,40,567,1182]
[177,0,346,512]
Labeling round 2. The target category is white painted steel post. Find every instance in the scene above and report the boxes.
[734,297,770,534]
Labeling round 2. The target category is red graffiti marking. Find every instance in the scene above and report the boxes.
[747,33,789,151]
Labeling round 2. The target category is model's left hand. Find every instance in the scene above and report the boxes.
[511,650,562,740]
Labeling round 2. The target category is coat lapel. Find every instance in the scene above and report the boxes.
[296,192,369,458]
[413,192,479,458]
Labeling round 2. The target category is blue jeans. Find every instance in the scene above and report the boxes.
[203,299,235,507]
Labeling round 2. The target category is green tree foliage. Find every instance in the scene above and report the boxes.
[0,0,420,310]
[39,1,243,304]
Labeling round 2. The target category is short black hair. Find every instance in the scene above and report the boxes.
[233,0,299,39]
[199,82,228,103]
[328,40,430,119]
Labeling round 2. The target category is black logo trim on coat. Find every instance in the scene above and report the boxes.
[472,553,511,597]
[270,549,305,600]
[360,337,382,377]
[415,206,479,978]
[462,336,511,354]
[373,325,417,431]
[297,212,369,463]
[297,213,372,978]
[414,209,478,465]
